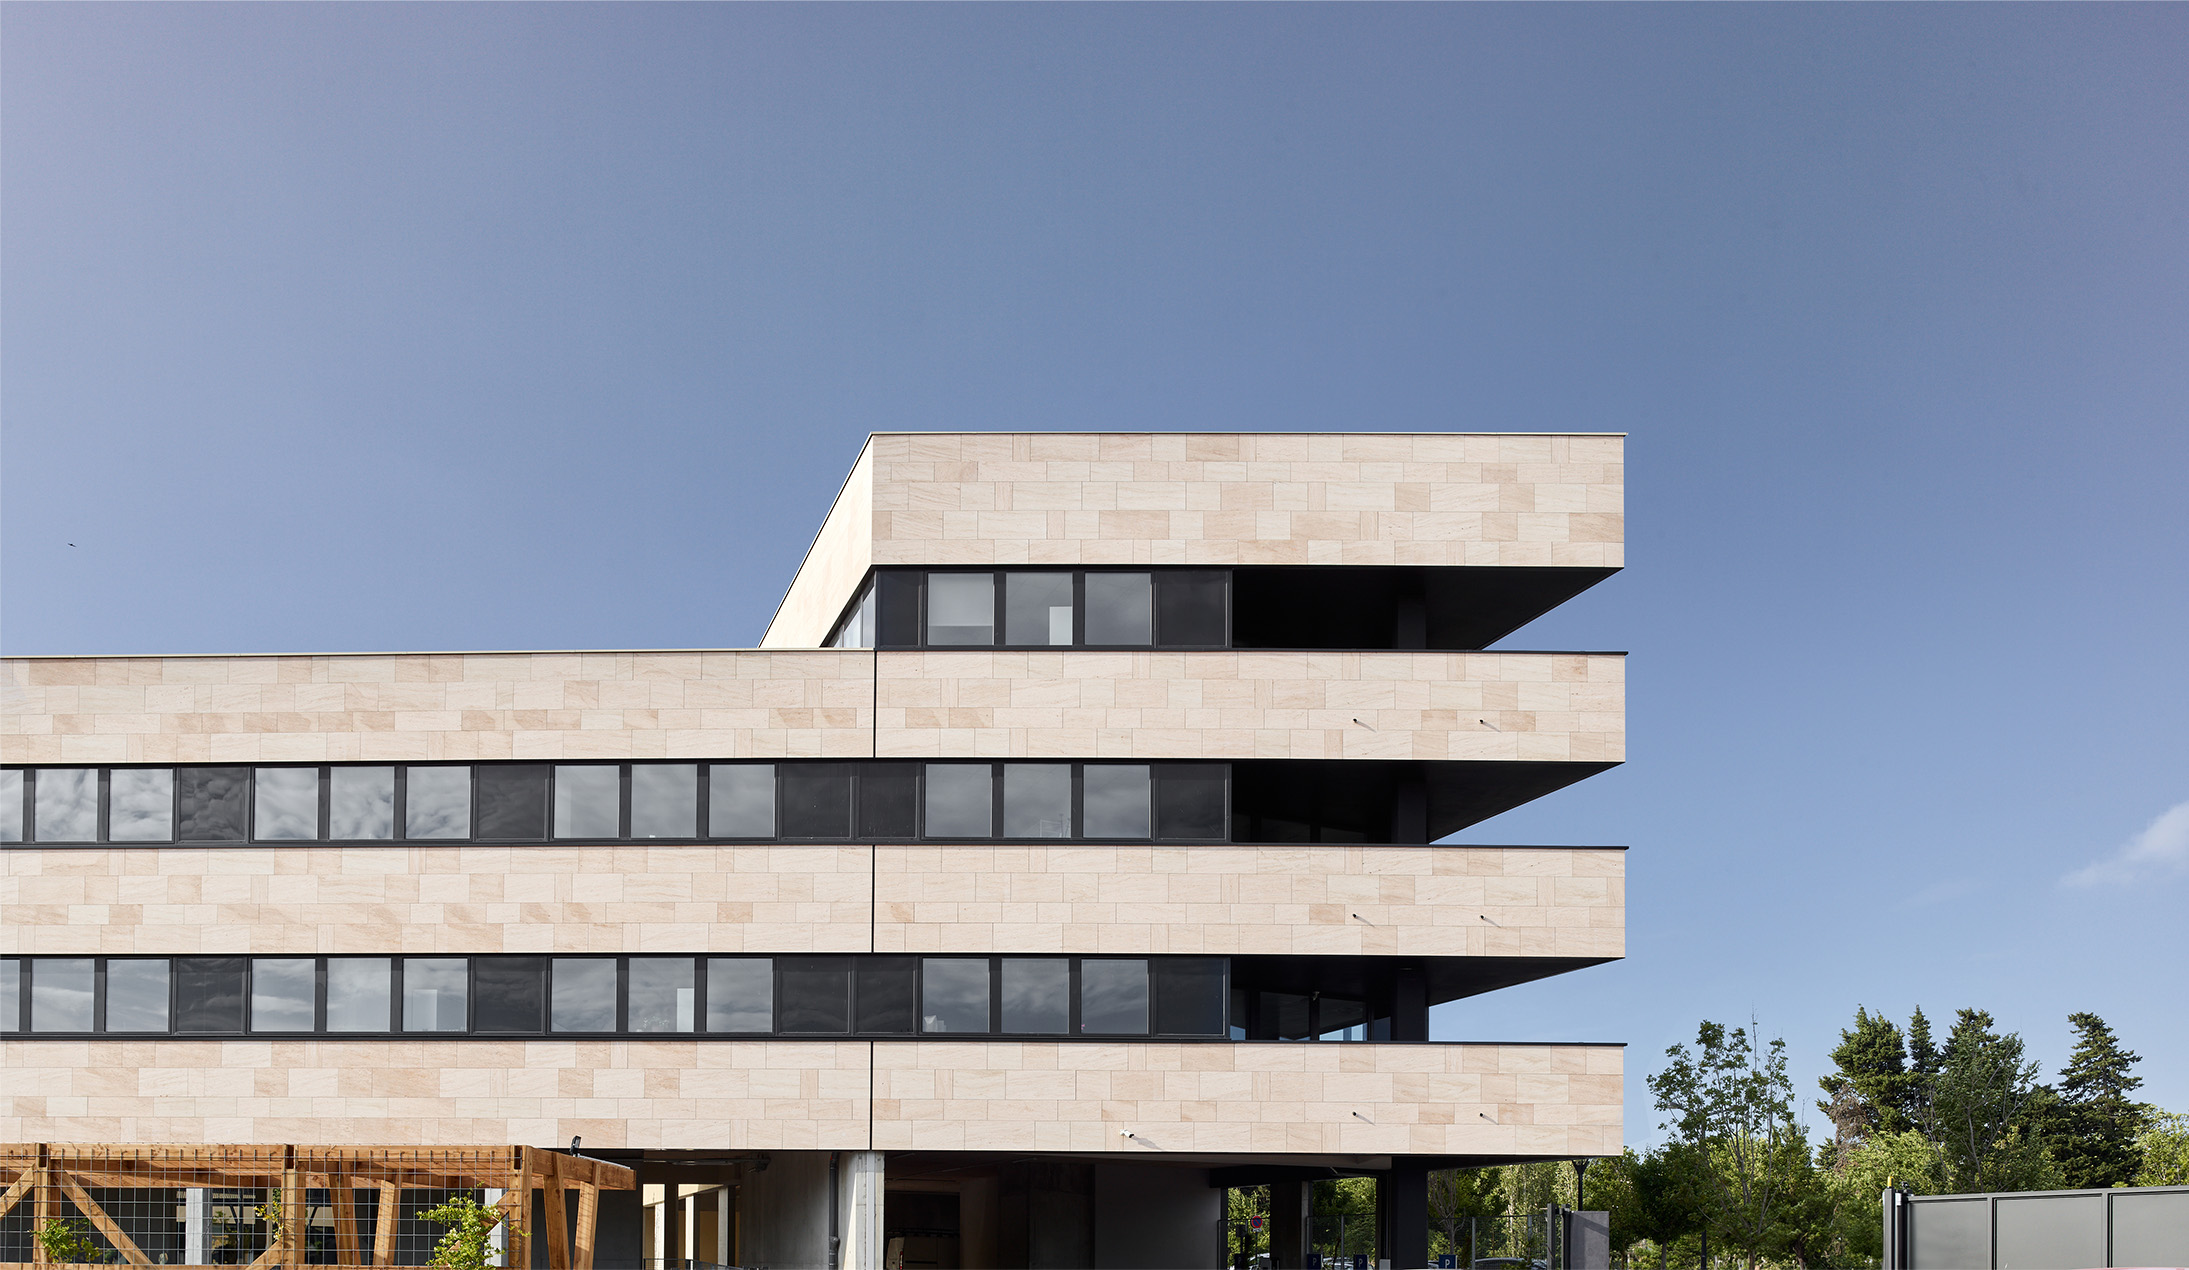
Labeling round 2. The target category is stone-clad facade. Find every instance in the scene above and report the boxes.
[3,432,1626,1270]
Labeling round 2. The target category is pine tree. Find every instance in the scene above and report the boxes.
[1906,1007,1942,1128]
[2043,1012,2147,1189]
[1930,1009,2058,1193]
[1819,1007,1918,1145]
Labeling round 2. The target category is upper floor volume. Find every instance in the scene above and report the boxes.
[764,431,1623,651]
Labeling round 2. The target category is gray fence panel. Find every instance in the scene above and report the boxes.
[1911,1196,1993,1269]
[2112,1188,2189,1267]
[1994,1193,2103,1270]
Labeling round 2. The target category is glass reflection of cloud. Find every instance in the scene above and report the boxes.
[329,767,395,839]
[108,769,175,841]
[253,768,319,840]
[404,767,470,839]
[34,768,98,841]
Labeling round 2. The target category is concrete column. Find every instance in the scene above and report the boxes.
[1269,1179,1310,1269]
[717,1185,734,1266]
[184,1189,211,1265]
[838,1151,885,1270]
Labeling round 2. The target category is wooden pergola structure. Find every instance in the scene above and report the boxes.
[1,1144,636,1270]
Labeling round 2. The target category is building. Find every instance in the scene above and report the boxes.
[2,430,1626,1268]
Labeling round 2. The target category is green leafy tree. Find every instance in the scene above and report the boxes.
[422,1195,521,1270]
[2038,1012,2147,1189]
[2134,1110,2189,1187]
[1308,1176,1378,1264]
[1819,1007,1920,1146]
[1648,1020,1807,1269]
[1822,1129,1945,1262]
[1905,1007,1942,1127]
[35,1217,108,1265]
[1928,1009,2060,1193]
[1426,1168,1502,1262]
[1616,1144,1710,1269]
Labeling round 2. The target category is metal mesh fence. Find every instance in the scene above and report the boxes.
[2,1143,632,1268]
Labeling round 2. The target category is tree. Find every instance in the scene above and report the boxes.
[1648,1020,1807,1269]
[1225,1184,1270,1263]
[422,1195,520,1270]
[2039,1012,2148,1189]
[1426,1168,1502,1263]
[1905,1007,1942,1128]
[1818,1007,1919,1147]
[1822,1129,1944,1262]
[2134,1110,2189,1187]
[1928,1009,2059,1193]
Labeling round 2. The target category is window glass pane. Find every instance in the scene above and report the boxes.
[877,571,922,647]
[177,767,249,841]
[553,766,620,839]
[403,958,468,1032]
[1155,765,1227,839]
[921,959,991,1034]
[327,959,393,1032]
[330,767,396,839]
[630,765,697,839]
[1079,959,1149,1035]
[32,768,98,841]
[474,957,545,1032]
[1,960,18,1031]
[105,960,170,1032]
[1261,992,1311,1041]
[253,768,319,841]
[551,958,618,1032]
[1157,571,1228,646]
[174,958,247,1034]
[925,573,995,646]
[1317,997,1370,1042]
[858,764,917,838]
[1005,573,1075,646]
[1154,958,1227,1036]
[709,764,776,837]
[251,958,316,1032]
[856,957,917,1034]
[778,958,850,1033]
[706,957,774,1032]
[1085,573,1152,645]
[778,764,850,838]
[476,765,548,840]
[923,764,992,838]
[109,769,175,842]
[1002,764,1072,838]
[31,958,94,1031]
[628,958,695,1033]
[0,769,22,843]
[404,767,471,839]
[1082,765,1151,838]
[1000,959,1069,1034]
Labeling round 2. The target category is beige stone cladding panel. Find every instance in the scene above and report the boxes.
[868,1042,1622,1157]
[1,845,874,956]
[764,444,876,649]
[865,432,1623,571]
[873,650,1623,762]
[1,651,876,765]
[0,1039,873,1150]
[872,846,1623,959]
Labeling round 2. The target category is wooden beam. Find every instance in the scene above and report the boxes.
[573,1182,600,1270]
[542,1155,571,1270]
[281,1154,305,1269]
[0,1169,32,1220]
[372,1181,399,1268]
[54,1175,153,1268]
[332,1178,361,1268]
[502,1151,533,1270]
[33,1154,54,1269]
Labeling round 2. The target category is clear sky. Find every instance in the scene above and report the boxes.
[5,4,2184,1139]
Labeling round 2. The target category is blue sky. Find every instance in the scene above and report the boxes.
[5,4,2184,1137]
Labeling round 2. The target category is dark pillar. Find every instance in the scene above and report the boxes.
[1270,1179,1310,1269]
[1392,965,1428,1043]
[1379,1163,1427,1270]
[1392,769,1428,844]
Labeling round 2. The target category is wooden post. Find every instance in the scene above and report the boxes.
[503,1149,533,1270]
[55,1174,153,1267]
[282,1164,306,1268]
[332,1178,361,1268]
[541,1155,570,1270]
[573,1183,599,1270]
[372,1181,400,1268]
[33,1145,54,1268]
